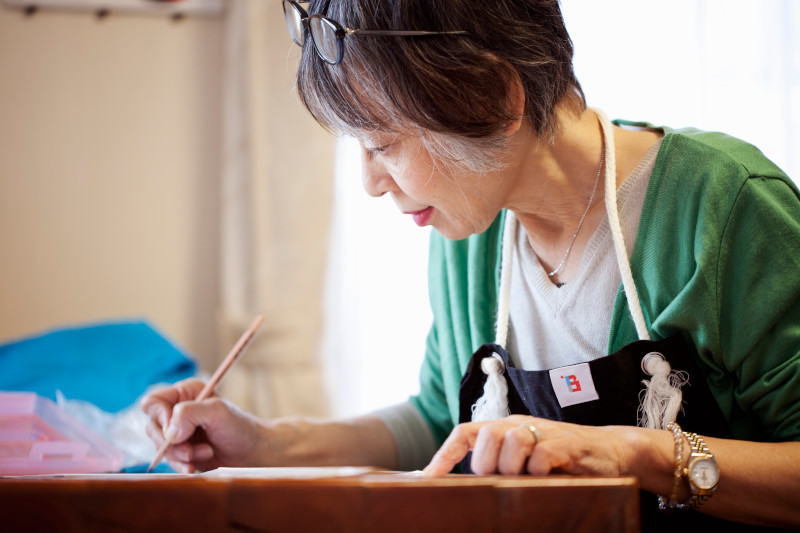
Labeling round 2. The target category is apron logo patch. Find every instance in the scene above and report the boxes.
[549,363,599,408]
[563,374,582,392]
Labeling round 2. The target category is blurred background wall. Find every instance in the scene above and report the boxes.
[0,1,336,418]
[0,4,223,362]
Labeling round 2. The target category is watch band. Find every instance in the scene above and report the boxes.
[679,431,719,509]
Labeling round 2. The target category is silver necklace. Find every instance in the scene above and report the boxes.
[548,142,606,278]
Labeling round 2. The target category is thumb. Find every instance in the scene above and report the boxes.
[164,401,210,444]
[423,424,480,477]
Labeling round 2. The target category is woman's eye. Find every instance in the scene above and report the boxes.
[364,139,398,158]
[366,144,389,157]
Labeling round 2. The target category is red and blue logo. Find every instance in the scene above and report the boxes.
[550,363,599,408]
[562,374,582,392]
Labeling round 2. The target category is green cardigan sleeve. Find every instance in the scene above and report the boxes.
[714,175,800,440]
[409,212,506,447]
[609,128,800,442]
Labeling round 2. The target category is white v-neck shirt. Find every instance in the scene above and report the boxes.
[506,139,661,371]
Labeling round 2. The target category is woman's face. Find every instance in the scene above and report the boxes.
[360,132,508,240]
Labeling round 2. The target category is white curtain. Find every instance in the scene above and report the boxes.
[321,0,800,418]
[564,0,799,180]
[321,138,432,418]
[217,0,336,419]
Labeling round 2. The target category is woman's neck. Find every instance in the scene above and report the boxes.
[504,107,661,284]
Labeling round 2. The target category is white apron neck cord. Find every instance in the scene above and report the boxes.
[471,211,515,422]
[596,108,685,430]
[471,110,686,429]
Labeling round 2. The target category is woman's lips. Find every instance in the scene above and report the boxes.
[406,206,434,227]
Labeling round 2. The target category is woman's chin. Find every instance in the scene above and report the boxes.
[433,224,476,242]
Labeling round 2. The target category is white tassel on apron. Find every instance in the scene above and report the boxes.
[470,355,510,422]
[470,210,515,422]
[638,352,689,430]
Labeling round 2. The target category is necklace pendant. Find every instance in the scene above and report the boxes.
[545,143,605,281]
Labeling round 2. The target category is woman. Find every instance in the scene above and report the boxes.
[142,0,800,529]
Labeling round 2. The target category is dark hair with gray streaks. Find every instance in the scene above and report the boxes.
[296,0,585,173]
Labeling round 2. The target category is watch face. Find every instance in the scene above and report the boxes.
[690,458,719,490]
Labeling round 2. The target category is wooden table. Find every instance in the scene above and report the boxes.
[0,469,640,532]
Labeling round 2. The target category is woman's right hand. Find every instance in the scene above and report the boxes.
[142,378,402,473]
[141,378,266,473]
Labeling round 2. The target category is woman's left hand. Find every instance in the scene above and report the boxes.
[423,415,637,477]
[423,416,800,528]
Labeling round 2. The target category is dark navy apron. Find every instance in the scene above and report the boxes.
[456,110,769,532]
[457,337,763,532]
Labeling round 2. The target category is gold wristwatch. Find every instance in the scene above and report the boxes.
[681,432,719,508]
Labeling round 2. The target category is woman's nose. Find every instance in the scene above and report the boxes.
[362,155,397,198]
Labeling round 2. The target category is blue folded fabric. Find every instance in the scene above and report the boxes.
[0,320,197,413]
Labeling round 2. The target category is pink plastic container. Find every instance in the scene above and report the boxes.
[0,392,124,475]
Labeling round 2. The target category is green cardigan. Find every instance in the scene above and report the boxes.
[409,125,800,446]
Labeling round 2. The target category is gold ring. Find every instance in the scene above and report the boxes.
[522,424,540,445]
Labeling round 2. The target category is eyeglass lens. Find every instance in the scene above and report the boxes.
[284,1,304,46]
[309,17,340,64]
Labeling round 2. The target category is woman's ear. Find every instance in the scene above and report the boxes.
[502,70,526,136]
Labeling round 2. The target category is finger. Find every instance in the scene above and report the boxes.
[151,378,218,431]
[141,402,173,433]
[167,458,195,474]
[526,450,551,476]
[497,425,538,475]
[192,443,215,463]
[141,379,207,412]
[140,379,205,429]
[145,418,168,449]
[164,401,200,444]
[166,441,192,463]
[161,441,215,474]
[165,441,212,462]
[140,390,170,426]
[470,424,505,475]
[423,423,481,477]
[172,378,210,401]
[526,433,567,476]
[166,396,229,444]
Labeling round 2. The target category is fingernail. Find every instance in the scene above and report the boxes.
[195,444,214,462]
[164,424,178,442]
[174,447,189,462]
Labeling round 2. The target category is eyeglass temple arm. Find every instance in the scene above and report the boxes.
[346,29,468,37]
